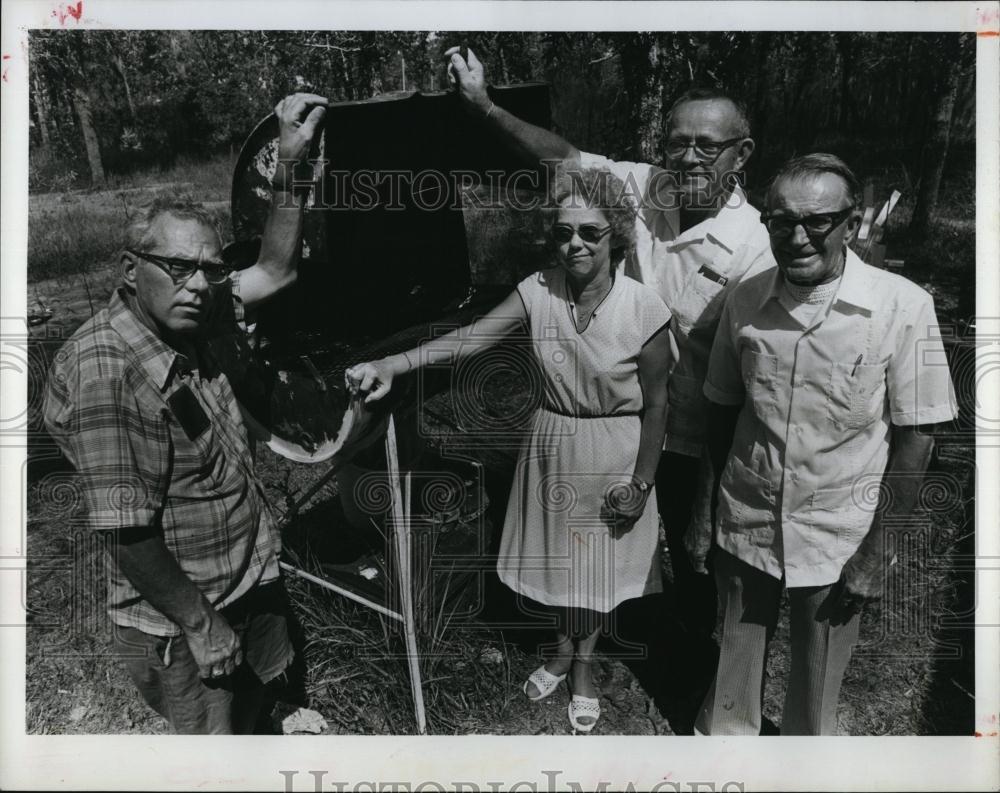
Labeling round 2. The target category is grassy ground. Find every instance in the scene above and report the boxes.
[27,154,235,283]
[23,154,977,735]
[24,369,974,736]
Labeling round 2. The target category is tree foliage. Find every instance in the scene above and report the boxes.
[29,30,975,207]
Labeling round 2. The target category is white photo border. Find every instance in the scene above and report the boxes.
[1,1,997,790]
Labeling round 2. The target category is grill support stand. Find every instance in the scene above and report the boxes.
[278,412,427,734]
[386,414,428,734]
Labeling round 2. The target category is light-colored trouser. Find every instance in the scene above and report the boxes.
[694,549,861,735]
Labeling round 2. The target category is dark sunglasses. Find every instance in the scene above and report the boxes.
[759,206,855,238]
[551,224,613,244]
[665,137,744,163]
[127,248,233,286]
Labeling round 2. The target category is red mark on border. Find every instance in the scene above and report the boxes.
[977,6,999,35]
[2,54,10,84]
[975,731,998,737]
[51,1,83,25]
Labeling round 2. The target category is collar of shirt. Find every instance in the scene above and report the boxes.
[757,247,877,313]
[654,186,754,255]
[107,287,193,392]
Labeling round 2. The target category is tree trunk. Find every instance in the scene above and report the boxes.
[909,51,960,239]
[836,33,854,132]
[641,38,663,163]
[357,33,384,97]
[169,32,190,79]
[750,33,772,150]
[31,71,52,149]
[71,85,106,188]
[112,51,136,121]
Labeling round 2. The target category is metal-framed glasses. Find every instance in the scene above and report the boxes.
[126,248,233,285]
[665,137,744,163]
[759,206,855,238]
[551,224,613,245]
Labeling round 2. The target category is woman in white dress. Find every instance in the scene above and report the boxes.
[346,166,673,732]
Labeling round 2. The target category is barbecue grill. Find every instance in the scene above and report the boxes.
[225,82,554,732]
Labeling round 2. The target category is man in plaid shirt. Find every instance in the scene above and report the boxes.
[43,93,327,734]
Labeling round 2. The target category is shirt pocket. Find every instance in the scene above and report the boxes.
[674,265,728,335]
[807,484,876,551]
[740,348,780,421]
[829,361,887,430]
[718,454,776,547]
[166,413,234,495]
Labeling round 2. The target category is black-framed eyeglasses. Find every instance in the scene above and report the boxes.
[665,137,745,163]
[551,224,613,244]
[759,206,855,238]
[126,248,232,285]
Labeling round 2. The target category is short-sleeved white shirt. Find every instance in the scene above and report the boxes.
[704,250,958,586]
[580,151,774,456]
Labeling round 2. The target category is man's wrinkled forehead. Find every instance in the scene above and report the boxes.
[147,213,222,255]
[666,97,745,138]
[767,172,853,211]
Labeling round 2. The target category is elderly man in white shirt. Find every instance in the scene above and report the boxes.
[696,153,958,735]
[445,48,773,657]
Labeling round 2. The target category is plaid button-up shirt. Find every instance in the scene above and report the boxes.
[704,251,958,586]
[43,278,281,636]
[580,151,774,456]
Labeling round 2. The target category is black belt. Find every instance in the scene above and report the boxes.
[541,403,640,419]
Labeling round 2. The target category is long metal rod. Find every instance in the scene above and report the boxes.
[386,415,428,735]
[279,561,403,622]
[282,461,341,523]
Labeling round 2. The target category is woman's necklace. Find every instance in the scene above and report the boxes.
[571,275,614,331]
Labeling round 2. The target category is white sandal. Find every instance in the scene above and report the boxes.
[568,694,601,733]
[522,665,567,702]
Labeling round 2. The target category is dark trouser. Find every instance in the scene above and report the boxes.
[695,549,861,735]
[655,450,719,639]
[112,582,294,735]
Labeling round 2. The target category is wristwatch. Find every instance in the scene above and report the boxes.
[630,477,652,494]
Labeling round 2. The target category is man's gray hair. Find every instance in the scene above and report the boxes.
[766,153,861,207]
[126,196,222,252]
[665,87,752,139]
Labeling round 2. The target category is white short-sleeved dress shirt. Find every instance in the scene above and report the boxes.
[580,151,774,456]
[704,249,958,587]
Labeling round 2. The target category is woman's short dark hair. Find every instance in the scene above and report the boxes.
[549,164,637,257]
[766,153,861,207]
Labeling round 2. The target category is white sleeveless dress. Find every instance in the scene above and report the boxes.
[497,266,672,613]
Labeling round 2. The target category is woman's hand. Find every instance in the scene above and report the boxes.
[344,358,401,404]
[602,479,651,536]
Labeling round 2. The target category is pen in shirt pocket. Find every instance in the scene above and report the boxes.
[851,353,863,376]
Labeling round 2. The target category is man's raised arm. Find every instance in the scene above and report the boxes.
[238,92,328,313]
[446,47,580,167]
